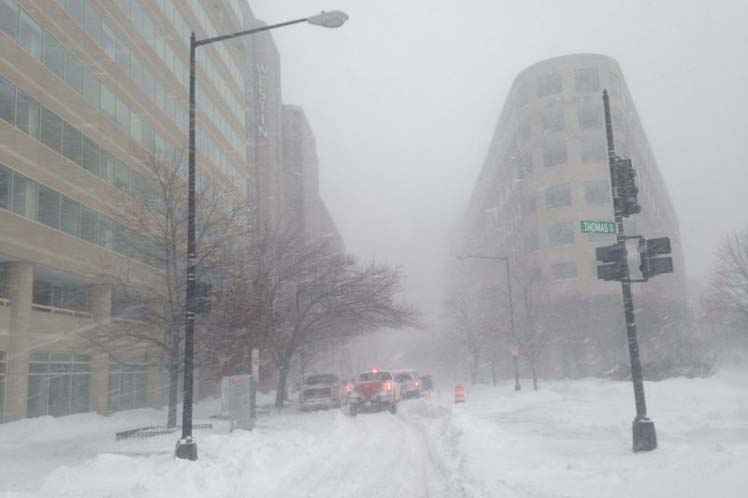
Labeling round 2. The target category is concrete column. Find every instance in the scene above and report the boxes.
[89,285,112,415]
[6,262,33,421]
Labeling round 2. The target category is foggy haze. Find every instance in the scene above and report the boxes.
[251,0,748,315]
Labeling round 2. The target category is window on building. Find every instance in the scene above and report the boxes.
[61,196,80,237]
[585,179,611,205]
[15,90,41,139]
[116,98,130,129]
[100,83,116,120]
[101,22,116,61]
[115,39,130,71]
[542,100,564,132]
[608,71,622,97]
[543,135,567,167]
[99,151,114,181]
[110,362,147,412]
[524,231,539,252]
[12,173,36,218]
[0,75,15,123]
[97,216,113,249]
[18,10,42,59]
[0,164,11,210]
[37,185,60,229]
[62,122,82,165]
[65,0,84,26]
[551,261,578,280]
[580,132,607,162]
[27,352,91,418]
[40,108,63,153]
[575,67,600,93]
[537,71,562,97]
[547,222,575,247]
[64,53,84,94]
[80,206,97,243]
[83,70,100,109]
[577,96,603,130]
[516,151,532,179]
[81,135,100,176]
[85,2,102,46]
[43,31,65,79]
[0,0,19,40]
[113,160,129,191]
[545,184,572,208]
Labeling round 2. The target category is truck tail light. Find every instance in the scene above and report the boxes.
[383,381,392,392]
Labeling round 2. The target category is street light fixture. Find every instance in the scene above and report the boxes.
[456,254,522,391]
[176,10,348,462]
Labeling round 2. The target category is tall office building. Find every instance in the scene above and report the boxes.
[453,54,688,377]
[0,0,251,421]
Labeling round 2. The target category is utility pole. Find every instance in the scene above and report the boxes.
[602,90,657,452]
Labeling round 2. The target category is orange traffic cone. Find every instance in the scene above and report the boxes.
[454,384,466,403]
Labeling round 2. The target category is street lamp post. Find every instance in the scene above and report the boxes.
[176,10,349,462]
[457,254,521,391]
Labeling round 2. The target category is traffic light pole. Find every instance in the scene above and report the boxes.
[603,90,657,452]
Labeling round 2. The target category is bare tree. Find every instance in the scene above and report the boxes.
[706,228,748,327]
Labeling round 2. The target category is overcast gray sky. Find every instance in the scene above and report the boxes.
[250,0,748,314]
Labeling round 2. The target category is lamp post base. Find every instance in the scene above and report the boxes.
[632,417,657,452]
[175,437,198,460]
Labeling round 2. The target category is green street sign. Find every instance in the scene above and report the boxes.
[580,220,617,234]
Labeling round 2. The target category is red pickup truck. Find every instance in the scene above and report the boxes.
[346,370,401,416]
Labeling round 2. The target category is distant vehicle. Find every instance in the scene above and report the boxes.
[394,370,421,399]
[299,373,341,411]
[420,374,434,392]
[347,369,400,416]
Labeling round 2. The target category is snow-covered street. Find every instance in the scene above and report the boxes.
[2,372,747,498]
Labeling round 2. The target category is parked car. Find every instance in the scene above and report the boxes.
[299,373,341,411]
[394,370,421,399]
[346,369,400,416]
[420,374,433,392]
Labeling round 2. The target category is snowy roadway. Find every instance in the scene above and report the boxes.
[2,372,748,497]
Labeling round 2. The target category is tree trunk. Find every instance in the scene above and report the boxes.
[531,359,539,391]
[490,354,497,386]
[166,326,179,428]
[275,357,290,409]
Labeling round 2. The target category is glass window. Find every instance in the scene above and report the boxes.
[12,173,36,218]
[547,223,575,247]
[115,39,130,71]
[64,53,85,94]
[0,0,18,40]
[524,231,539,252]
[551,262,578,280]
[113,160,129,191]
[116,98,130,129]
[0,75,15,123]
[18,10,42,59]
[130,55,144,89]
[542,100,564,132]
[41,108,63,152]
[97,216,113,248]
[81,135,99,176]
[99,150,114,181]
[580,132,607,162]
[130,112,143,144]
[65,0,84,26]
[80,206,97,243]
[0,163,11,210]
[113,223,129,255]
[37,185,60,229]
[85,2,102,46]
[101,22,115,60]
[516,151,532,179]
[62,122,82,165]
[575,67,600,93]
[100,83,116,119]
[537,71,562,97]
[545,184,572,209]
[43,31,65,79]
[577,96,603,130]
[61,196,80,236]
[83,70,100,109]
[543,135,566,167]
[585,179,611,205]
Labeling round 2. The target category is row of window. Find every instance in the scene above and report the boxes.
[0,74,158,203]
[27,352,91,418]
[518,66,607,102]
[539,96,603,133]
[508,132,608,176]
[0,163,158,267]
[544,179,611,209]
[4,0,243,170]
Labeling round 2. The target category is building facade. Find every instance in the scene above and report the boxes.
[452,54,688,378]
[0,0,252,421]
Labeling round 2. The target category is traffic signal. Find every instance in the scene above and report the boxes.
[613,158,641,218]
[596,242,627,281]
[638,237,673,280]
